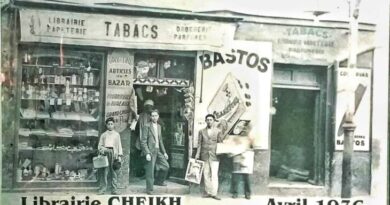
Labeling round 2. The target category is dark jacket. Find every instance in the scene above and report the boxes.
[140,122,167,156]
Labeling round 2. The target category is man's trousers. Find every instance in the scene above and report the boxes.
[145,148,169,192]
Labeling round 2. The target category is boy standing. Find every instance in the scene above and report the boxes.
[98,117,123,195]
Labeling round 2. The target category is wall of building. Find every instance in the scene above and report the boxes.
[330,152,371,196]
[1,8,17,189]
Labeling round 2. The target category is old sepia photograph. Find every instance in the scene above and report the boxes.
[1,0,388,204]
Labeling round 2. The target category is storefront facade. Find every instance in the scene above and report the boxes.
[227,11,376,196]
[1,1,380,197]
[2,1,239,190]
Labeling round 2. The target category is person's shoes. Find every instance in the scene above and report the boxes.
[211,196,221,200]
[155,182,167,186]
[202,194,210,198]
[245,194,251,200]
[111,191,120,195]
[98,190,105,195]
[232,193,238,198]
[146,191,154,195]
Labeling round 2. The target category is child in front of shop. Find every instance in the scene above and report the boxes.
[98,117,123,195]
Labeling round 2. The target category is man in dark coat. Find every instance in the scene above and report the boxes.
[140,109,169,195]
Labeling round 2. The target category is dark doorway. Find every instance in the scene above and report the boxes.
[270,88,319,184]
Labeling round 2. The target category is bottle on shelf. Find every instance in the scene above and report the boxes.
[88,72,94,86]
[21,82,26,96]
[83,73,88,86]
[71,74,77,85]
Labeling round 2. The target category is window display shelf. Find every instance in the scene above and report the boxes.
[19,148,94,152]
[20,117,50,120]
[18,179,97,183]
[19,129,99,138]
[26,83,99,88]
[19,117,98,122]
[22,64,99,71]
[21,98,100,103]
[21,97,47,101]
[17,47,103,188]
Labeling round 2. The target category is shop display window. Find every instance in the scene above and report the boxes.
[134,53,194,86]
[17,47,104,184]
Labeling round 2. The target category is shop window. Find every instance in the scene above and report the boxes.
[17,46,104,185]
[339,50,374,69]
[134,53,194,87]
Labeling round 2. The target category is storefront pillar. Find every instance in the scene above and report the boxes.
[118,129,131,188]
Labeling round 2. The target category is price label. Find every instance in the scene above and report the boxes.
[50,99,55,105]
[57,98,62,105]
[66,99,71,106]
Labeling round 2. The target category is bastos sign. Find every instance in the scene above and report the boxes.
[194,41,273,149]
[19,9,236,51]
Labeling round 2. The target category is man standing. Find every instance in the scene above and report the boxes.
[131,99,154,177]
[195,114,223,200]
[140,109,169,195]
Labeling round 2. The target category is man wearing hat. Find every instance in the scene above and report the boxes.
[132,99,155,177]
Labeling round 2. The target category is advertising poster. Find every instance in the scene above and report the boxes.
[105,49,136,132]
[194,40,273,150]
[1,1,388,205]
[335,68,371,151]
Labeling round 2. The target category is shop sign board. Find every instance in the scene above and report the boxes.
[105,49,135,132]
[236,23,374,65]
[194,40,273,149]
[335,68,371,151]
[19,8,236,51]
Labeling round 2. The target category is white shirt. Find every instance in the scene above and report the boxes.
[153,123,159,148]
[98,130,123,157]
[100,130,117,148]
[207,128,212,136]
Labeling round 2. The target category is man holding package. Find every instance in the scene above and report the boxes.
[195,114,223,200]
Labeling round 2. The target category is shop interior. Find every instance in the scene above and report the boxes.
[269,88,318,184]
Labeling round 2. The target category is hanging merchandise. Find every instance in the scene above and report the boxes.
[146,85,154,93]
[183,84,195,121]
[156,87,168,96]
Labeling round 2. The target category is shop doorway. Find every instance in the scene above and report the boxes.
[132,85,189,182]
[130,51,195,185]
[269,88,320,184]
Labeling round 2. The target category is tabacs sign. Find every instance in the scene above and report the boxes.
[19,9,236,51]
